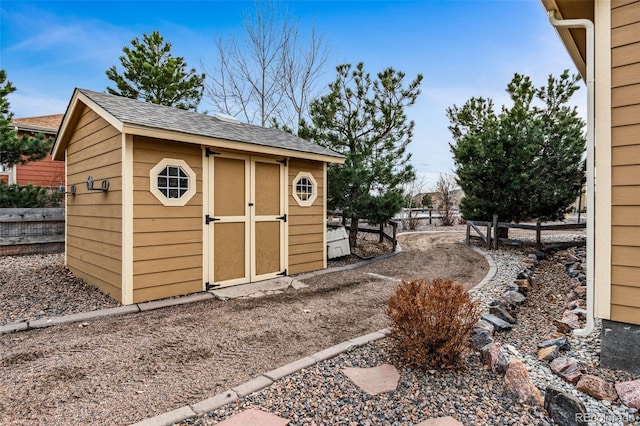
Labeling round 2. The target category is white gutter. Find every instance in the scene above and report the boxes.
[548,10,595,336]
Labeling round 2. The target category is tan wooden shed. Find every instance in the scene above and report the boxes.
[51,89,344,304]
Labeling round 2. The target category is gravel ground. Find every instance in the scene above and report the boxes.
[1,232,637,426]
[184,242,639,426]
[0,232,486,425]
[0,254,120,325]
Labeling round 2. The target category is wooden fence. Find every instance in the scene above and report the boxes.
[342,220,399,252]
[466,214,586,251]
[0,208,65,256]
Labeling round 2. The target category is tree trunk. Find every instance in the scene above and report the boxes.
[349,216,359,248]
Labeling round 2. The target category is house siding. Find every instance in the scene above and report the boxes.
[610,0,640,325]
[65,106,123,300]
[288,158,325,275]
[131,136,203,303]
[15,154,65,188]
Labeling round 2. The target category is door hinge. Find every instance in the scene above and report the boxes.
[205,282,220,290]
[276,158,287,166]
[276,214,287,222]
[277,269,287,276]
[205,147,220,157]
[205,214,220,224]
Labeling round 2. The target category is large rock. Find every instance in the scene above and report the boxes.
[544,386,588,426]
[503,359,543,406]
[472,319,495,335]
[537,345,559,362]
[471,329,494,351]
[504,290,526,305]
[480,342,508,374]
[538,337,571,351]
[549,357,583,384]
[489,305,516,324]
[576,374,617,402]
[481,313,512,332]
[615,379,640,409]
[553,311,581,334]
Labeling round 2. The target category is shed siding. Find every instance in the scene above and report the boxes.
[288,159,325,274]
[65,106,122,300]
[131,136,203,303]
[610,0,640,325]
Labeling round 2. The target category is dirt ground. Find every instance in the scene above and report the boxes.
[0,232,487,426]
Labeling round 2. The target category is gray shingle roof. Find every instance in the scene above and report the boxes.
[78,88,343,159]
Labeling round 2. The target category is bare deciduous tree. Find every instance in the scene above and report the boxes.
[435,173,457,226]
[205,1,328,131]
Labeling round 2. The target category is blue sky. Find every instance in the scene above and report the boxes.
[0,0,584,187]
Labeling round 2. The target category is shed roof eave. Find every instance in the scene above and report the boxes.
[121,123,346,164]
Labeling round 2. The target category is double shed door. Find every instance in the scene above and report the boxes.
[209,153,286,287]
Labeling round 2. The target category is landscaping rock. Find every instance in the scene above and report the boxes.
[549,357,583,384]
[576,374,617,402]
[573,286,586,298]
[537,345,559,362]
[566,299,585,310]
[503,291,525,305]
[615,379,640,409]
[538,337,570,351]
[517,269,531,280]
[471,329,494,351]
[480,313,512,332]
[544,386,588,426]
[489,305,516,324]
[503,359,543,406]
[472,319,494,335]
[480,342,508,374]
[514,279,531,295]
[553,311,581,334]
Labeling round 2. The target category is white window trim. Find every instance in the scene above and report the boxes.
[150,158,196,206]
[292,171,317,207]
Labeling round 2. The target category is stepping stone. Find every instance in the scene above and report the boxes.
[215,408,289,426]
[416,416,464,426]
[342,363,400,395]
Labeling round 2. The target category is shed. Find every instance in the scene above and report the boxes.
[51,88,344,304]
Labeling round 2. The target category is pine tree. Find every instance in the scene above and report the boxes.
[448,71,585,233]
[301,63,422,247]
[0,70,52,167]
[106,31,205,111]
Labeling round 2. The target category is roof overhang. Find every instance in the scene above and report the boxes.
[52,89,345,164]
[540,0,594,81]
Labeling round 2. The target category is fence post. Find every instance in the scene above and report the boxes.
[536,221,542,251]
[379,222,384,243]
[429,209,432,224]
[493,214,499,250]
[486,222,492,250]
[392,221,397,250]
[465,222,471,246]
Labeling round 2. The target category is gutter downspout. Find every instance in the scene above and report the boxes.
[548,10,595,336]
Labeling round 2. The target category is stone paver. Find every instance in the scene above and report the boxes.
[342,363,400,396]
[416,416,464,426]
[211,277,301,300]
[215,408,289,426]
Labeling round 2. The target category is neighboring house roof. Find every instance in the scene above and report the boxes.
[12,114,64,135]
[52,88,344,163]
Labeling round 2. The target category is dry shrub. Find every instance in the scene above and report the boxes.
[386,278,481,368]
